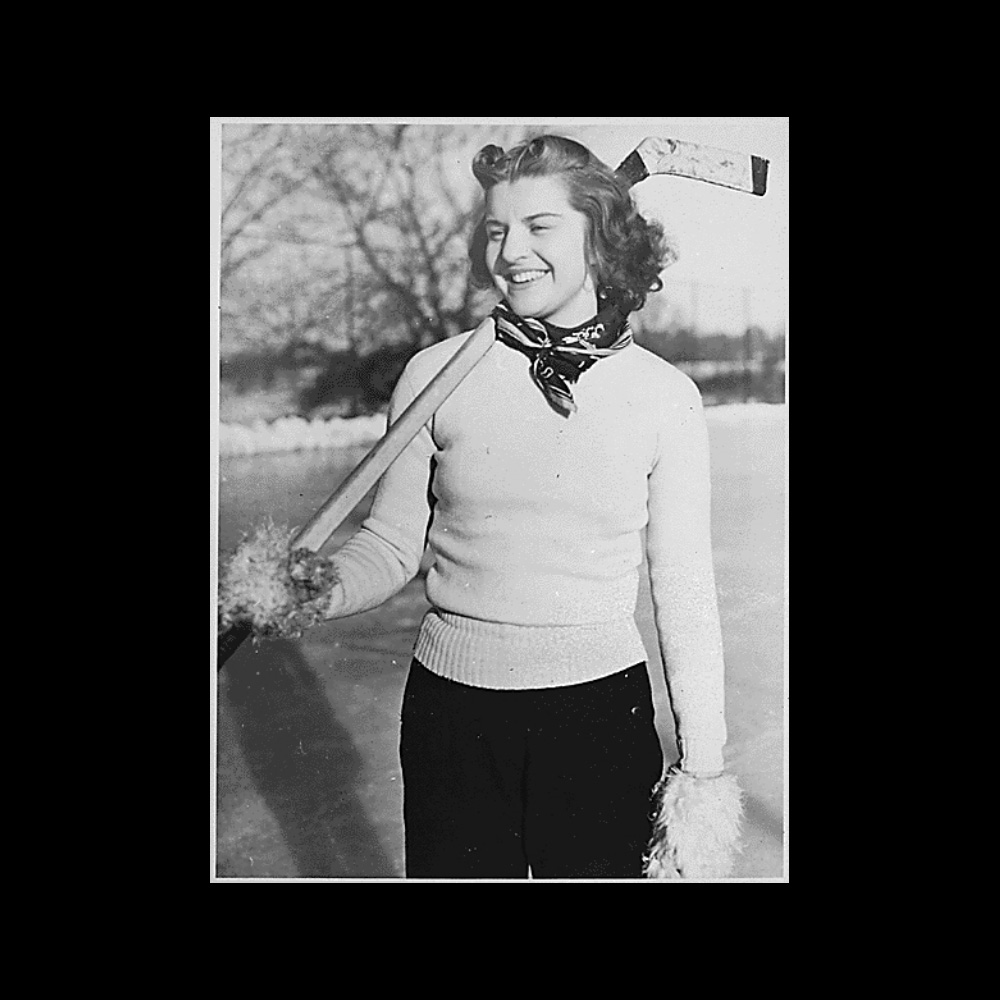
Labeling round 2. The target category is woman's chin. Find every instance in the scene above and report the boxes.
[496,282,597,326]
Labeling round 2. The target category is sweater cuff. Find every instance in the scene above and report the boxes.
[679,738,725,776]
[318,580,346,620]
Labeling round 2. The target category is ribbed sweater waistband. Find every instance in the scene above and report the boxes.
[413,609,648,690]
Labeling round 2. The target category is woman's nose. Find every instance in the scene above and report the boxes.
[499,225,528,263]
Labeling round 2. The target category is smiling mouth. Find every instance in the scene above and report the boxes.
[506,269,548,286]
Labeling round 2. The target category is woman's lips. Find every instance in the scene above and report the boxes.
[506,269,548,287]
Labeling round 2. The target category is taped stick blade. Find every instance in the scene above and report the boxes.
[751,155,769,196]
[615,149,649,188]
[618,137,769,196]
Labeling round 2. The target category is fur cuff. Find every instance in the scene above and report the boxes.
[218,520,339,639]
[644,767,744,879]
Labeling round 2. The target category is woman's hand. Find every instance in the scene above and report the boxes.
[286,548,339,602]
[644,766,744,879]
[217,523,343,639]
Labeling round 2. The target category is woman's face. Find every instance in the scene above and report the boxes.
[484,176,597,327]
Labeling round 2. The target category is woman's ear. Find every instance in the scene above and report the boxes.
[583,243,602,295]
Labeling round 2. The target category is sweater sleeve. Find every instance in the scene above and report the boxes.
[645,375,728,775]
[322,364,437,619]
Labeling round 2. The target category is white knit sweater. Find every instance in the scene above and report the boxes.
[324,327,728,774]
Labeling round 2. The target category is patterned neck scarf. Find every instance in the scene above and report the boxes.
[492,298,633,416]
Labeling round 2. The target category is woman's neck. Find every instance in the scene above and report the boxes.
[533,286,599,329]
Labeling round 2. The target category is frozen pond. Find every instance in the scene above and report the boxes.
[214,407,786,879]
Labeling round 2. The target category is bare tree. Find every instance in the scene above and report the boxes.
[219,123,528,358]
[302,123,529,347]
[218,123,532,413]
[220,125,313,282]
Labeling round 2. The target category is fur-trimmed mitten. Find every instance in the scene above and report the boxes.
[218,521,339,639]
[643,766,744,879]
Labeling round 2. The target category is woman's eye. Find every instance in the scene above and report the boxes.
[486,230,504,242]
[530,225,550,234]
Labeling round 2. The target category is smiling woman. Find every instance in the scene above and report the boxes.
[227,133,742,879]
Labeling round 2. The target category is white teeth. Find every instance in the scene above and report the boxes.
[509,270,547,284]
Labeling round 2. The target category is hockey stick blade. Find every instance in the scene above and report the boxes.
[617,136,768,196]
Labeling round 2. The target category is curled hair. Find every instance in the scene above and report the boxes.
[468,135,675,315]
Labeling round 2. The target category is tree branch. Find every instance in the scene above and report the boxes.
[220,172,309,266]
[318,160,434,343]
[221,124,286,223]
[221,241,274,281]
[398,160,445,333]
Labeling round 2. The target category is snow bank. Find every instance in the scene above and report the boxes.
[704,403,786,423]
[219,413,387,457]
[218,404,785,457]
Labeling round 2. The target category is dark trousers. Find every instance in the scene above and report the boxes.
[399,659,664,879]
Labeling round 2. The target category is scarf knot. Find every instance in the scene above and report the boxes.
[492,300,632,416]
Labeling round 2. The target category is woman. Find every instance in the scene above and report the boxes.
[304,135,729,878]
